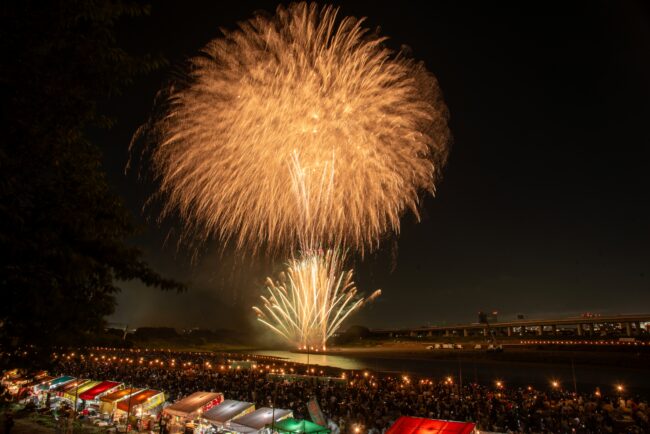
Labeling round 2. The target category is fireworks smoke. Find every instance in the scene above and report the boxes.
[150,2,450,254]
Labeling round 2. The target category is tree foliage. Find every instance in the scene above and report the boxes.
[0,0,185,351]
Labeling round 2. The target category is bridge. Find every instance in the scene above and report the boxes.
[370,314,650,338]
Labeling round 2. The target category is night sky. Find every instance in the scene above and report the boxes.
[99,1,650,333]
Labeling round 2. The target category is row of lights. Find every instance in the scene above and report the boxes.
[88,347,282,363]
[61,350,336,378]
[53,350,631,399]
[520,340,647,346]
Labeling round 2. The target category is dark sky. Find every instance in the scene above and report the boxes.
[99,1,650,332]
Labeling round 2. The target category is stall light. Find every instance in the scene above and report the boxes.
[616,384,624,393]
[551,380,560,389]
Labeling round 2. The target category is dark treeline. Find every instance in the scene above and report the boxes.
[0,0,184,365]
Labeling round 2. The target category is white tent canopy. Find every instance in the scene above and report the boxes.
[229,407,293,433]
[163,391,223,420]
[202,399,255,426]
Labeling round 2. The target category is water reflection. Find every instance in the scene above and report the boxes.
[250,350,365,370]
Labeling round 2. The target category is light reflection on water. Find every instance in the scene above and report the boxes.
[250,350,365,370]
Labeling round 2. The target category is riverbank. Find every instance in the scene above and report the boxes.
[247,344,650,396]
[319,343,650,369]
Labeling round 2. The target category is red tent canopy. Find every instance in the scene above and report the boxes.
[79,381,121,401]
[387,417,476,434]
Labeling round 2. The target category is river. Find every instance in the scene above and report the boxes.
[247,349,650,396]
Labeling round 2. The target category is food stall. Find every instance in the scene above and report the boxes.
[0,370,29,396]
[33,376,76,407]
[99,387,141,415]
[1,371,47,398]
[229,407,293,434]
[386,416,477,434]
[55,378,89,397]
[36,376,75,393]
[199,399,255,432]
[62,380,100,406]
[78,380,123,409]
[270,418,331,434]
[116,389,166,431]
[1,369,20,389]
[163,391,224,432]
[19,374,55,399]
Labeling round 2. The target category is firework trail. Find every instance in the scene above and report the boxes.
[145,2,450,347]
[253,250,381,349]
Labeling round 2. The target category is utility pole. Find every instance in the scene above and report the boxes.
[571,356,577,394]
[458,355,463,395]
[126,369,134,433]
[271,380,279,434]
[68,353,81,434]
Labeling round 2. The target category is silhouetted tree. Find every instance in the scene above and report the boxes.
[0,0,184,356]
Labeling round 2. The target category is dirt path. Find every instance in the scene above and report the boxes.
[11,418,55,434]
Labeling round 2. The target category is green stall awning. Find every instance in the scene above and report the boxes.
[272,418,330,434]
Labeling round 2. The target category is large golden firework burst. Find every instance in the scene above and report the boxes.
[151,2,450,254]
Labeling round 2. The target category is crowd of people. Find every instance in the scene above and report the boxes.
[37,347,649,433]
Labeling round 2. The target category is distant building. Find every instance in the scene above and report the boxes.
[478,311,499,323]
